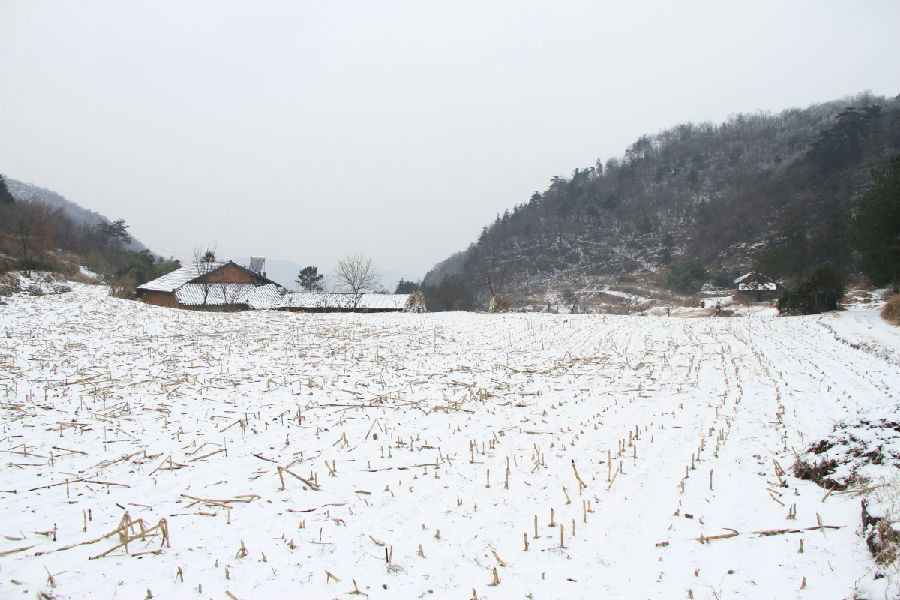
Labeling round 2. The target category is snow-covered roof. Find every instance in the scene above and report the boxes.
[734,272,778,290]
[278,293,411,311]
[244,285,285,310]
[137,263,226,293]
[138,261,282,295]
[175,284,283,309]
[738,282,777,291]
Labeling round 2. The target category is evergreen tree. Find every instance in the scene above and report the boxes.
[665,259,707,294]
[847,155,900,285]
[395,279,420,294]
[95,218,131,248]
[777,262,845,315]
[115,251,180,287]
[0,175,14,204]
[296,266,324,292]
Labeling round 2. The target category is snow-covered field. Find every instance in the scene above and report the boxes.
[1,281,898,599]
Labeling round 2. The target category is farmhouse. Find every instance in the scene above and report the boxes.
[278,292,413,313]
[733,272,781,303]
[137,260,283,310]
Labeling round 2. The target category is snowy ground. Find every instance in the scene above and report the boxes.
[1,281,898,599]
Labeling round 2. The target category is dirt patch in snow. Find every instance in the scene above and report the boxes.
[0,272,21,297]
[1,271,72,298]
[796,420,900,583]
[794,419,900,490]
[862,498,900,570]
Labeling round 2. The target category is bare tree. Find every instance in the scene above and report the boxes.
[561,288,579,313]
[333,254,380,309]
[192,246,218,306]
[15,201,52,274]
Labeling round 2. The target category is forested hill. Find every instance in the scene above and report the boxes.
[423,92,899,310]
[0,175,178,294]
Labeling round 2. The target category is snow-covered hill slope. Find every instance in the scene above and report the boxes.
[1,282,897,599]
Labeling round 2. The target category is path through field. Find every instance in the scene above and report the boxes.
[1,284,898,599]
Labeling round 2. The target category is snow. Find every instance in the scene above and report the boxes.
[78,266,100,281]
[279,292,410,311]
[816,306,900,366]
[1,271,71,298]
[738,282,777,291]
[734,272,778,291]
[136,263,225,293]
[597,287,653,304]
[175,283,283,309]
[1,281,898,599]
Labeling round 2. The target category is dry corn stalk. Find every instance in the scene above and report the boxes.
[86,512,170,560]
[571,460,587,491]
[696,529,739,543]
[277,466,320,491]
[491,549,507,567]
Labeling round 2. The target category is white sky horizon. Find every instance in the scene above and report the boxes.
[2,1,898,280]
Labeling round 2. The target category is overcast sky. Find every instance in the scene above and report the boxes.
[2,1,898,280]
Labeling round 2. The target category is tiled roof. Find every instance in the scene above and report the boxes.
[175,283,283,308]
[278,293,411,311]
[244,285,285,309]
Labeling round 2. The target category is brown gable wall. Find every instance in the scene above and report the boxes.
[196,263,267,285]
[139,290,179,308]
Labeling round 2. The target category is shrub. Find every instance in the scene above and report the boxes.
[109,273,138,299]
[489,293,511,313]
[777,262,845,315]
[881,293,900,326]
[665,259,707,294]
[0,272,21,296]
[16,257,56,274]
[707,268,734,289]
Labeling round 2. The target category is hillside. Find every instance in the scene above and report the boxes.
[0,174,176,291]
[424,92,900,310]
[4,178,146,252]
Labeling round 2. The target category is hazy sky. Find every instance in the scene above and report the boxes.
[2,1,898,280]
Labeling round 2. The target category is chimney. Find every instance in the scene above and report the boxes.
[249,256,266,276]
